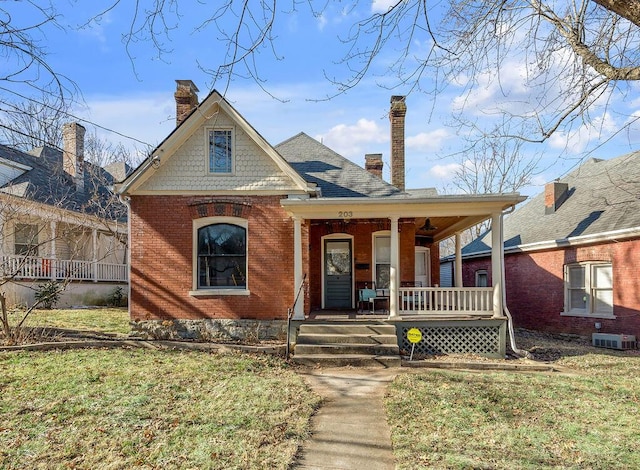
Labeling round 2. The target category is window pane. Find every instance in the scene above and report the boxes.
[594,289,613,313]
[375,236,390,263]
[209,130,232,173]
[568,266,585,289]
[198,224,246,288]
[476,272,488,287]
[593,265,612,288]
[415,252,426,276]
[326,242,351,275]
[376,264,390,289]
[15,224,38,255]
[569,289,587,310]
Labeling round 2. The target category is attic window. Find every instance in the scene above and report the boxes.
[208,129,233,174]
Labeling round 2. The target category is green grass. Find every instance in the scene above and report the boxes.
[0,349,321,469]
[385,353,640,469]
[23,307,131,335]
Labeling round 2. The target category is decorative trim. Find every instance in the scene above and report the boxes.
[188,199,252,219]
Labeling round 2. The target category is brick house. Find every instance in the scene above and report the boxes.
[460,153,640,340]
[117,80,524,354]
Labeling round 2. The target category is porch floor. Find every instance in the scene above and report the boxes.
[306,309,496,322]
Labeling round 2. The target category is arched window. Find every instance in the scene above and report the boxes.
[197,223,246,289]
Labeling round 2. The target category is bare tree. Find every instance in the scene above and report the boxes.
[82,2,640,143]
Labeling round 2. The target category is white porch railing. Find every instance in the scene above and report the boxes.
[1,255,128,283]
[399,287,494,315]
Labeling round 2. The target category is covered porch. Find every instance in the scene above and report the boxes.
[282,193,525,322]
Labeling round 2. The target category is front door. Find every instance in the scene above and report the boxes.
[324,239,352,308]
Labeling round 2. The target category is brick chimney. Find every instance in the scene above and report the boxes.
[175,80,199,126]
[390,95,406,191]
[545,181,569,214]
[365,153,383,178]
[62,122,85,192]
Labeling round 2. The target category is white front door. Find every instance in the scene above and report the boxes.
[415,247,431,287]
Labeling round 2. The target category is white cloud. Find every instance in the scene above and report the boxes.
[371,0,399,13]
[429,162,461,181]
[315,118,387,160]
[548,112,618,154]
[406,129,450,152]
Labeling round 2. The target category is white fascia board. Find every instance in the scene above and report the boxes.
[280,194,525,219]
[0,157,32,171]
[463,226,640,259]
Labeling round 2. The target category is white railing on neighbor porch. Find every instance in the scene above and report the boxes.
[1,255,128,283]
[399,286,494,315]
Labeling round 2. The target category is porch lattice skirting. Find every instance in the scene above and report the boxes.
[396,319,507,358]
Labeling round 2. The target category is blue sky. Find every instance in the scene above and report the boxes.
[11,1,640,196]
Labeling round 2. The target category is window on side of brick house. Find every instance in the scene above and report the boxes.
[208,129,233,174]
[475,269,488,287]
[191,217,249,296]
[563,262,613,318]
[14,223,39,256]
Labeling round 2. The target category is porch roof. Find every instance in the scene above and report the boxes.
[281,193,526,241]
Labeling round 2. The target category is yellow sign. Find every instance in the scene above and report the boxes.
[407,328,422,344]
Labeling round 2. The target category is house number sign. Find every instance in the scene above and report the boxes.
[338,211,353,219]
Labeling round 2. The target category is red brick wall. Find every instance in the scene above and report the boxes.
[462,238,640,337]
[307,219,423,310]
[129,195,298,321]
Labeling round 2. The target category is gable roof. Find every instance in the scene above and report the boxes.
[275,132,404,198]
[0,143,127,222]
[117,90,313,195]
[463,152,640,255]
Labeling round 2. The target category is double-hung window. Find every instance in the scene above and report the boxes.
[564,262,613,317]
[374,233,390,289]
[14,223,38,256]
[208,129,233,174]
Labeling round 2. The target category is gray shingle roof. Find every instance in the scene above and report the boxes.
[463,152,640,254]
[275,132,404,198]
[0,143,128,222]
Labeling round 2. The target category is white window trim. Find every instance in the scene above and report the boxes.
[189,216,250,296]
[561,262,615,319]
[372,230,391,290]
[475,269,488,288]
[205,127,235,176]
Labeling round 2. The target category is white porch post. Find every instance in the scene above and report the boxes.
[455,231,463,288]
[92,228,98,282]
[293,216,305,320]
[491,212,504,318]
[388,216,401,320]
[50,221,57,280]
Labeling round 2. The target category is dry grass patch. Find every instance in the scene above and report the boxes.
[386,351,640,469]
[0,349,320,469]
[22,307,130,336]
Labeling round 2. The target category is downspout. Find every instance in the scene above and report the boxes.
[118,194,132,323]
[500,204,532,359]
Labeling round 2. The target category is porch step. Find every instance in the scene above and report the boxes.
[293,323,400,368]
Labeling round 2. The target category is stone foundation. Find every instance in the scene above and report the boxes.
[130,319,288,342]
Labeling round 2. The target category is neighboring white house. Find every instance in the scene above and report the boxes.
[0,123,128,307]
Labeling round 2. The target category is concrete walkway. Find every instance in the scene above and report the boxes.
[294,367,399,469]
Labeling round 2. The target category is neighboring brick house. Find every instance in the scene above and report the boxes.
[460,153,640,339]
[117,81,524,342]
[0,123,129,307]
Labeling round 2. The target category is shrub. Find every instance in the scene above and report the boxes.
[107,286,126,307]
[34,281,63,309]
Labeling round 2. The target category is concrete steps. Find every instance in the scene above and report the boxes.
[293,323,401,368]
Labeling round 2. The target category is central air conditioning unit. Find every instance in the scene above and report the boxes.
[592,333,637,350]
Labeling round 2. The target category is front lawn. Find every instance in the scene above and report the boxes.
[386,352,640,469]
[0,349,320,469]
[24,307,130,335]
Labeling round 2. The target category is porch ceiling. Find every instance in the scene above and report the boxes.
[282,193,526,242]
